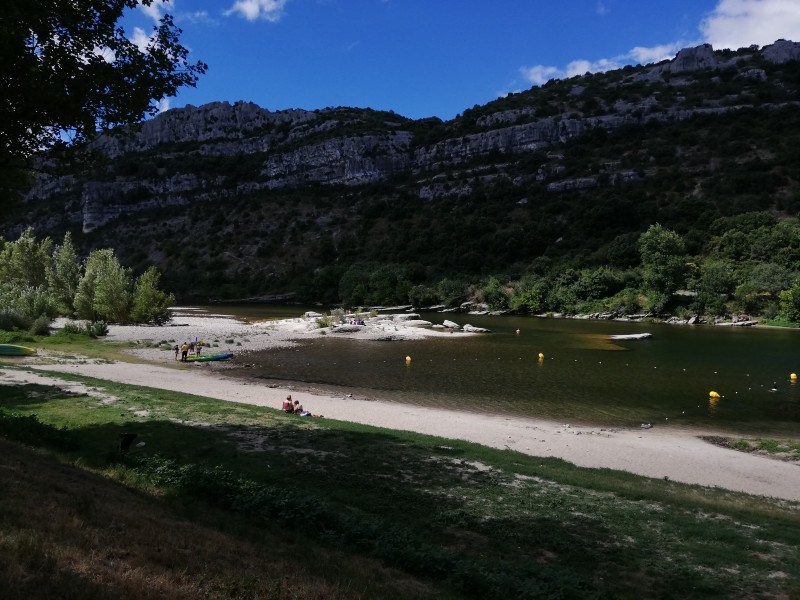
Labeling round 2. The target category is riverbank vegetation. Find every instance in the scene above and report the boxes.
[0,228,174,335]
[311,213,800,326]
[0,367,798,599]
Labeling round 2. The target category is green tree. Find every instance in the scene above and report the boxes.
[0,283,57,332]
[47,232,81,316]
[574,267,623,302]
[510,275,547,313]
[368,265,400,305]
[779,283,800,323]
[408,285,439,308]
[1,1,206,203]
[693,259,735,316]
[511,287,545,314]
[745,262,793,295]
[0,227,52,287]
[75,249,131,322]
[480,277,509,311]
[338,263,373,306]
[94,251,132,323]
[436,278,466,308]
[639,224,686,297]
[130,266,174,324]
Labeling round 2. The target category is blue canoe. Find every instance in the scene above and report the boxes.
[184,353,233,362]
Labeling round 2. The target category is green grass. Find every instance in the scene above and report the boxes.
[0,329,178,367]
[760,317,799,328]
[1,367,799,599]
[732,437,800,461]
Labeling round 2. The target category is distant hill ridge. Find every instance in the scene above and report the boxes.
[10,39,800,300]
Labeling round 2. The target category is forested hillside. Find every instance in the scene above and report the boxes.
[4,40,800,320]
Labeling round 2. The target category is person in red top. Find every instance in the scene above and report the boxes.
[282,395,293,413]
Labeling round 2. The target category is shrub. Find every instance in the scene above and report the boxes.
[0,308,28,331]
[87,321,109,337]
[408,284,439,307]
[29,315,52,336]
[59,322,83,335]
[778,284,800,323]
[604,288,643,315]
[58,320,108,338]
[480,277,509,311]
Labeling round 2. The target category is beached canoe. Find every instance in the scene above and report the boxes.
[184,353,233,362]
[0,344,37,356]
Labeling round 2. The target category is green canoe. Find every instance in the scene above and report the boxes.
[0,344,37,356]
[184,353,233,362]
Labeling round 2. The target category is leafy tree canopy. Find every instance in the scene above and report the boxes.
[0,0,206,194]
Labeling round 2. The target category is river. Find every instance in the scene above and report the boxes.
[205,305,800,437]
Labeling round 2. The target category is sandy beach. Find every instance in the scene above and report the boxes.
[3,309,799,502]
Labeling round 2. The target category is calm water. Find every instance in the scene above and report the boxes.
[201,305,800,436]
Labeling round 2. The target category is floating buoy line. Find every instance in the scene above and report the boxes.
[397,347,794,428]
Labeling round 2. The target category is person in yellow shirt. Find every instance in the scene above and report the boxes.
[180,342,189,361]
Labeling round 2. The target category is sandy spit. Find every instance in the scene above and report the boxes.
[3,310,799,502]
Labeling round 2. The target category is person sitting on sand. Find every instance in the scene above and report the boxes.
[293,399,304,414]
[282,395,294,413]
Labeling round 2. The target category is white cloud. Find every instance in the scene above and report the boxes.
[183,11,215,24]
[138,0,168,23]
[131,26,153,53]
[521,55,626,86]
[519,65,560,86]
[566,57,621,77]
[700,0,800,49]
[628,43,685,65]
[94,45,116,63]
[225,0,289,22]
[596,1,609,16]
[156,98,171,113]
[519,0,800,89]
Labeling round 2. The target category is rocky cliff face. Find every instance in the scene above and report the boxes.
[19,39,800,236]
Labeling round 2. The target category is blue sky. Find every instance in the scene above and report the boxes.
[127,0,800,120]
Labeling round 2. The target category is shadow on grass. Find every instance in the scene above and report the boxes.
[2,375,799,599]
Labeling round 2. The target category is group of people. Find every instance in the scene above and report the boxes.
[281,394,319,417]
[174,341,203,361]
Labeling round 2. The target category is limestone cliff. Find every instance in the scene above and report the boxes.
[15,39,800,244]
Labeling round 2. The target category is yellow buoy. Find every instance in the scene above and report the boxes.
[405,355,411,362]
[709,391,720,398]
[538,353,544,360]
[791,373,797,380]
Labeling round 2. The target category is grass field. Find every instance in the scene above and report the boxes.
[1,345,799,598]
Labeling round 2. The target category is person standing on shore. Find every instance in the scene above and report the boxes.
[180,342,189,361]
